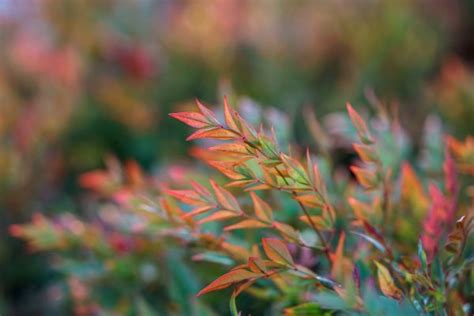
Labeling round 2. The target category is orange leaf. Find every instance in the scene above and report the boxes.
[190,181,214,202]
[348,197,372,222]
[169,112,209,128]
[210,180,241,212]
[248,256,268,274]
[293,193,324,208]
[350,166,378,190]
[196,268,262,297]
[235,112,257,141]
[165,189,205,206]
[250,192,273,223]
[224,219,269,231]
[196,99,220,125]
[207,160,245,180]
[182,205,214,219]
[330,232,345,279]
[273,222,300,243]
[353,143,378,163]
[224,96,239,131]
[346,103,373,144]
[186,128,237,141]
[197,211,239,224]
[299,215,330,230]
[221,242,251,261]
[209,142,251,157]
[262,238,294,266]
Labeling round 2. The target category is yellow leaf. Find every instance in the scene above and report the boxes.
[374,261,403,300]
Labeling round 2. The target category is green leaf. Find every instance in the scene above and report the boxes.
[417,240,427,273]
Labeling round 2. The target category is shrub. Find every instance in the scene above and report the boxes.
[12,98,474,315]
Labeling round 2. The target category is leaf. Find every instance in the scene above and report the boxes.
[250,192,273,223]
[346,103,373,144]
[353,143,378,163]
[224,96,240,131]
[281,154,310,185]
[169,112,209,128]
[273,222,300,243]
[209,142,250,156]
[210,180,241,212]
[235,112,257,142]
[196,268,262,297]
[445,214,473,255]
[190,181,214,202]
[224,219,269,231]
[165,189,205,206]
[374,261,402,301]
[330,232,346,280]
[293,193,324,208]
[348,197,372,222]
[207,161,246,180]
[187,127,237,141]
[262,238,294,266]
[196,99,220,125]
[247,256,268,274]
[417,240,428,272]
[192,252,235,266]
[299,215,331,230]
[350,231,386,253]
[182,205,214,218]
[350,166,378,190]
[198,211,239,224]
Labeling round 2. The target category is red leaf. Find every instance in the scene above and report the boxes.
[169,112,209,128]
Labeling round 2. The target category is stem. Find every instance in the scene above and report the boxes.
[274,166,331,262]
[228,127,332,261]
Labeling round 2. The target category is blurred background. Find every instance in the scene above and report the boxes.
[0,0,473,315]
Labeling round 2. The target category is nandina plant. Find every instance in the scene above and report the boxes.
[12,97,474,315]
[168,98,473,315]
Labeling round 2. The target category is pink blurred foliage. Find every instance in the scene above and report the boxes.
[421,150,458,261]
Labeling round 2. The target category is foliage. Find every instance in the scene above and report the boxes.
[12,98,474,315]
